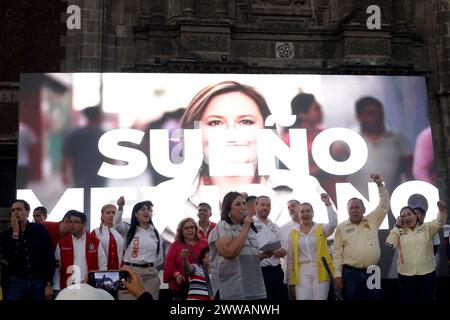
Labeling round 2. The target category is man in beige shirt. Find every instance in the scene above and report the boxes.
[333,173,390,300]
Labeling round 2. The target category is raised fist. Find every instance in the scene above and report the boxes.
[117,196,125,208]
[320,193,331,206]
[370,173,383,186]
[437,201,446,212]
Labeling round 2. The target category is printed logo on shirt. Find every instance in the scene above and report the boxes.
[88,243,96,252]
[346,228,356,234]
[60,246,72,251]
[132,236,139,258]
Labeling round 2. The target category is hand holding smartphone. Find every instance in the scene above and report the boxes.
[88,270,130,293]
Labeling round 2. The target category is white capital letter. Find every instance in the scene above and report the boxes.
[391,181,439,222]
[208,129,254,176]
[312,128,368,175]
[257,129,309,176]
[335,182,388,228]
[17,188,84,222]
[150,129,203,179]
[97,129,148,179]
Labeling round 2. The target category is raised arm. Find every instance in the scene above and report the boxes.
[427,201,447,236]
[366,174,391,228]
[113,196,129,236]
[321,193,338,236]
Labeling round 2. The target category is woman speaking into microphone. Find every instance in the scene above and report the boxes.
[208,191,267,300]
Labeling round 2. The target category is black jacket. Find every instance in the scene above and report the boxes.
[0,222,56,283]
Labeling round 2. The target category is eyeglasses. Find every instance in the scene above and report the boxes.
[183,225,195,230]
[69,220,83,224]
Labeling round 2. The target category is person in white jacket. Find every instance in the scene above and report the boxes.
[91,204,124,270]
[113,197,163,300]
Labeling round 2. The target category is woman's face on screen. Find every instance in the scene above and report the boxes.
[200,91,265,167]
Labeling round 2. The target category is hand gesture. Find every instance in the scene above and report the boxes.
[395,216,403,227]
[370,173,383,186]
[120,266,146,298]
[320,193,331,206]
[117,196,125,209]
[259,251,273,260]
[10,213,19,233]
[181,249,189,260]
[288,285,296,300]
[335,277,343,291]
[243,211,254,227]
[44,286,54,300]
[273,248,286,258]
[175,273,185,285]
[437,201,446,212]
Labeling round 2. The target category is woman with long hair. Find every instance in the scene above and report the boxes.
[163,217,208,300]
[285,193,337,300]
[113,197,163,300]
[91,204,124,270]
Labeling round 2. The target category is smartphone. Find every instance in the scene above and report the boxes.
[87,270,130,294]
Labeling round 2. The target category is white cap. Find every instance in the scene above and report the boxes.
[55,283,115,300]
[444,224,450,238]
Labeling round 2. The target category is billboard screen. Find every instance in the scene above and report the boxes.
[18,73,442,277]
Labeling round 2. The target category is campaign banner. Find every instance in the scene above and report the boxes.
[18,73,442,277]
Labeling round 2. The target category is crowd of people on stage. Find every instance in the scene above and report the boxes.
[0,173,448,301]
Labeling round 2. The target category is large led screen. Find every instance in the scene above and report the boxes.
[18,73,443,277]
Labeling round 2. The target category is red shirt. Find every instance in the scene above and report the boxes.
[42,221,61,252]
[163,239,208,292]
[198,222,217,241]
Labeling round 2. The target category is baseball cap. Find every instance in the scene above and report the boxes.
[55,283,115,300]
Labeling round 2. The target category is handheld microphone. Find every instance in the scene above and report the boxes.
[242,211,258,233]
